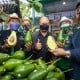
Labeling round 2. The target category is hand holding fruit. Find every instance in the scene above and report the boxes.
[35,39,42,50]
[52,48,70,57]
[25,41,32,51]
[4,39,10,48]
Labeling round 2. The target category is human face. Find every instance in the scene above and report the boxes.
[10,22,20,31]
[61,21,70,25]
[39,17,49,25]
[9,18,19,23]
[61,20,71,27]
[23,20,31,30]
[23,20,31,26]
[39,17,49,32]
[76,6,80,20]
[40,24,49,32]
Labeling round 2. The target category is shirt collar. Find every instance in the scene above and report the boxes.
[38,30,50,37]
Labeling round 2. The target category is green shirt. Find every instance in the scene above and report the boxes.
[18,26,23,33]
[56,29,73,71]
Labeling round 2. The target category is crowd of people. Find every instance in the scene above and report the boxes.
[0,2,80,80]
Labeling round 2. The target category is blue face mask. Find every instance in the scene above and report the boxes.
[0,23,3,31]
[10,22,20,31]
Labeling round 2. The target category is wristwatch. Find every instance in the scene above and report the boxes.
[65,50,71,58]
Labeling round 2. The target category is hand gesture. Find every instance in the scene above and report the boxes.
[35,39,42,50]
[52,48,67,57]
[25,41,32,51]
[4,39,10,48]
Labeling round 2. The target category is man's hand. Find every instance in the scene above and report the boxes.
[25,42,32,51]
[35,39,42,50]
[52,48,70,57]
[4,39,10,48]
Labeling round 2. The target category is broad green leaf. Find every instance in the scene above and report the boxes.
[34,2,42,12]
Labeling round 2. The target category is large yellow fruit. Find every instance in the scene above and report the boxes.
[47,36,57,50]
[7,30,17,46]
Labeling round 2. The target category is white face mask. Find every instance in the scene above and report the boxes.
[61,23,70,28]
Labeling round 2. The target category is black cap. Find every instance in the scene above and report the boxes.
[76,2,80,9]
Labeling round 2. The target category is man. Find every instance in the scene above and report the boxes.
[56,16,73,80]
[8,13,20,23]
[0,13,24,55]
[52,2,80,80]
[8,13,20,29]
[57,16,73,48]
[23,17,32,33]
[18,17,32,34]
[73,2,80,32]
[25,16,54,62]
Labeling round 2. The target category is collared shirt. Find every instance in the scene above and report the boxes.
[32,31,54,62]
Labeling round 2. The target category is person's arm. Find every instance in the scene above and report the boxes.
[0,31,11,52]
[69,48,80,62]
[53,48,80,62]
[0,39,11,53]
[67,31,80,62]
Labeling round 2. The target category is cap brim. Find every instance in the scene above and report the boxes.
[8,17,20,22]
[59,19,73,25]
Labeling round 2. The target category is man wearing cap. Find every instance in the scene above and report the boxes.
[25,16,55,62]
[8,13,20,23]
[18,17,33,35]
[56,16,73,80]
[57,16,73,48]
[8,13,20,29]
[52,2,80,80]
[0,13,24,55]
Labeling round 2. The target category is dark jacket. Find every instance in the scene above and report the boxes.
[0,30,24,55]
[67,28,80,80]
[31,31,54,62]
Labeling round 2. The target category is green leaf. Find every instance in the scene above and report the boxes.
[28,4,33,8]
[28,0,40,2]
[34,2,42,12]
[0,13,8,21]
[34,0,41,2]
